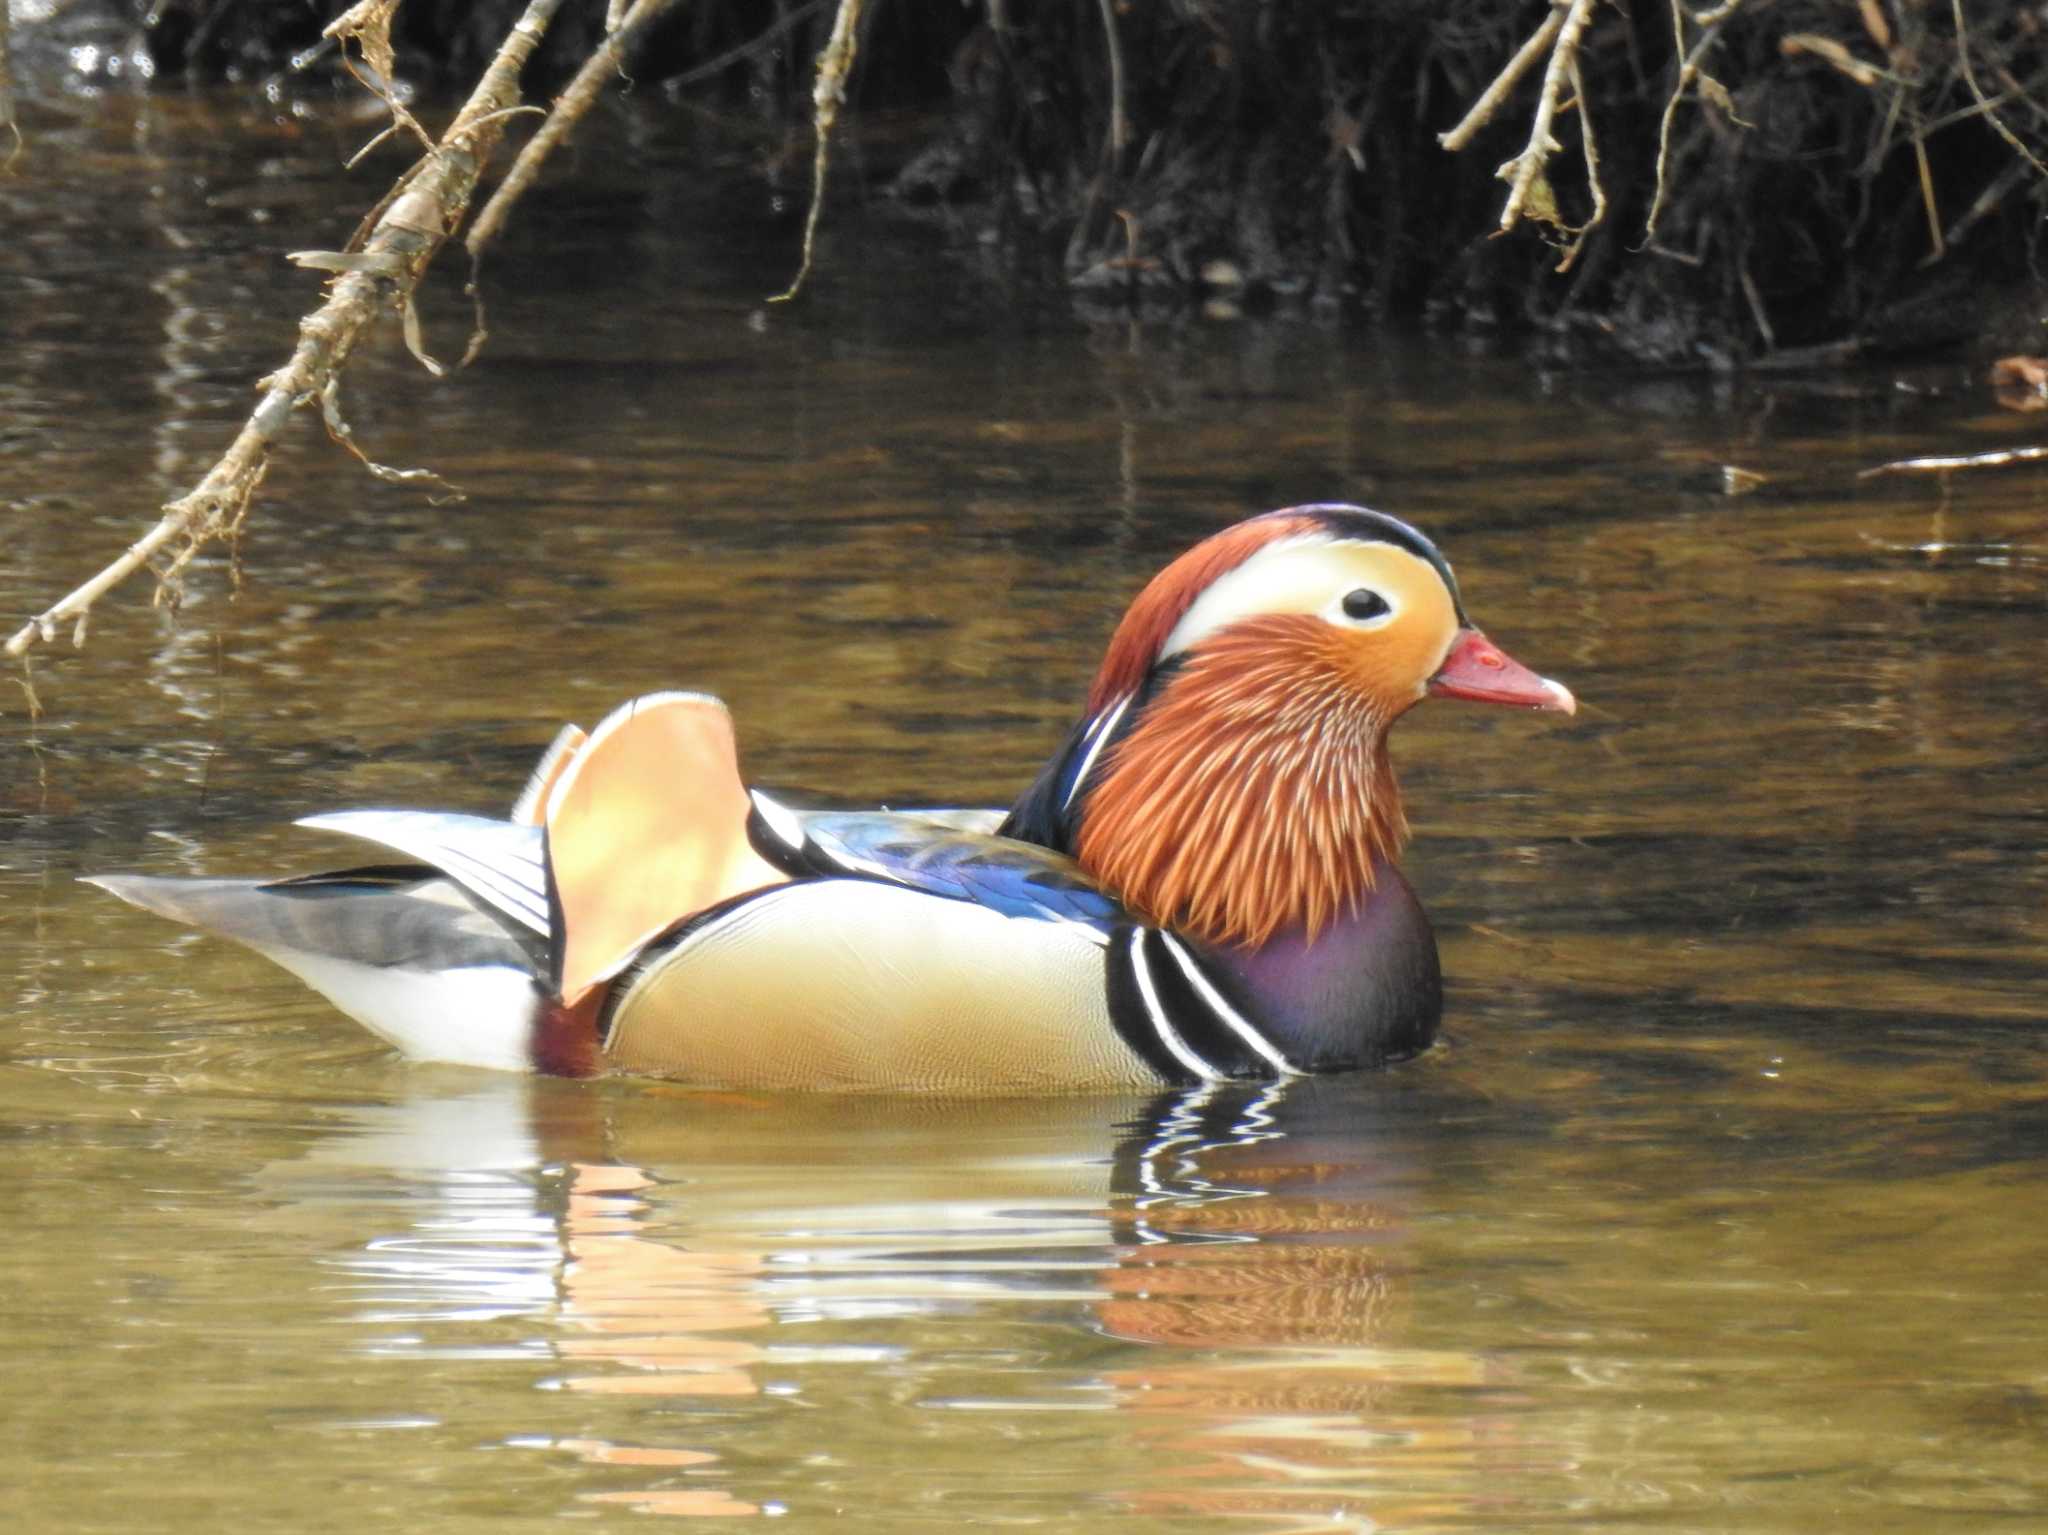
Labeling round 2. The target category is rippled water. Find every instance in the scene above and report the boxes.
[6,84,2048,1532]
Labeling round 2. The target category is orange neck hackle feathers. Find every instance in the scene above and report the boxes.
[1084,512,1319,716]
[1073,616,1412,951]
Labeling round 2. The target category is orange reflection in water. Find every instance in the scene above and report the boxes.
[551,1160,771,1514]
[1091,1098,1503,1529]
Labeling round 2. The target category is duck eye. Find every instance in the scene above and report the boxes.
[1341,588,1390,622]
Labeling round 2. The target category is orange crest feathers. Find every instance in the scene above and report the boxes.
[1086,512,1319,714]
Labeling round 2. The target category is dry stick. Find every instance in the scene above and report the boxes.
[1644,0,1746,245]
[466,0,686,267]
[1911,129,1943,262]
[770,0,864,304]
[1438,4,1565,153]
[1952,0,2048,182]
[1496,0,1600,236]
[1861,446,2048,477]
[1097,0,1128,161]
[1553,54,1608,273]
[330,0,436,156]
[1946,156,2030,248]
[3,0,567,661]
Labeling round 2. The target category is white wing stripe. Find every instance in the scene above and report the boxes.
[296,811,550,935]
[431,849,550,931]
[748,789,809,853]
[1156,932,1299,1076]
[1062,692,1134,810]
[1128,929,1223,1082]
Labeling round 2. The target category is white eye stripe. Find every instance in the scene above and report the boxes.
[1160,536,1419,658]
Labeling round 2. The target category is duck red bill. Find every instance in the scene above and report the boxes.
[1427,628,1576,713]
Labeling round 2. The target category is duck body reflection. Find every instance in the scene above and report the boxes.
[262,1074,1481,1525]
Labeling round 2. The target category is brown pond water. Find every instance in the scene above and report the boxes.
[6,87,2048,1533]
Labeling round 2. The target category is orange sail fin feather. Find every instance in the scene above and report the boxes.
[510,723,589,827]
[1076,616,1407,949]
[543,692,788,1004]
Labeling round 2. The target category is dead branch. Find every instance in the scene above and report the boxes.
[1779,32,1889,88]
[1493,0,1600,237]
[1861,445,2048,477]
[1553,51,1608,272]
[466,0,688,265]
[328,0,436,155]
[1097,0,1129,162]
[1438,4,1566,154]
[461,0,685,365]
[3,0,568,662]
[1952,0,2048,184]
[1439,0,1608,244]
[769,0,865,304]
[1644,0,1747,245]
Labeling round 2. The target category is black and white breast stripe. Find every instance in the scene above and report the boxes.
[1105,926,1302,1085]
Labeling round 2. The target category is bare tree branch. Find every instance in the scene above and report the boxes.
[1437,4,1566,154]
[769,0,865,304]
[5,0,568,661]
[466,0,688,264]
[1952,0,2048,183]
[1644,0,1747,245]
[1495,0,1601,237]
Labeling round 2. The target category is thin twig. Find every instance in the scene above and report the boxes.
[1438,5,1565,153]
[661,0,831,95]
[1553,54,1608,272]
[1911,130,1943,262]
[769,0,864,304]
[1497,0,1600,236]
[326,0,436,155]
[1861,445,2048,477]
[1779,32,1893,88]
[465,0,688,264]
[4,0,568,661]
[1951,0,2048,183]
[1737,241,1774,348]
[1097,0,1128,162]
[1644,0,1746,244]
[1945,156,2030,249]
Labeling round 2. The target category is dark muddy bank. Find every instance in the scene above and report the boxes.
[16,0,2048,363]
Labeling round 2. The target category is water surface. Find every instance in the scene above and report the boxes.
[5,84,2048,1532]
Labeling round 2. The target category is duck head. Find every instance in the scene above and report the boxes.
[1003,504,1574,950]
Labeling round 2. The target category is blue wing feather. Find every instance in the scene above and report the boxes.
[793,809,1127,932]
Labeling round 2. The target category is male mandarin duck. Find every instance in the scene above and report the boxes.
[91,504,1574,1092]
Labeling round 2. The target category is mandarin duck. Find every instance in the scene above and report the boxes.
[90,504,1574,1092]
